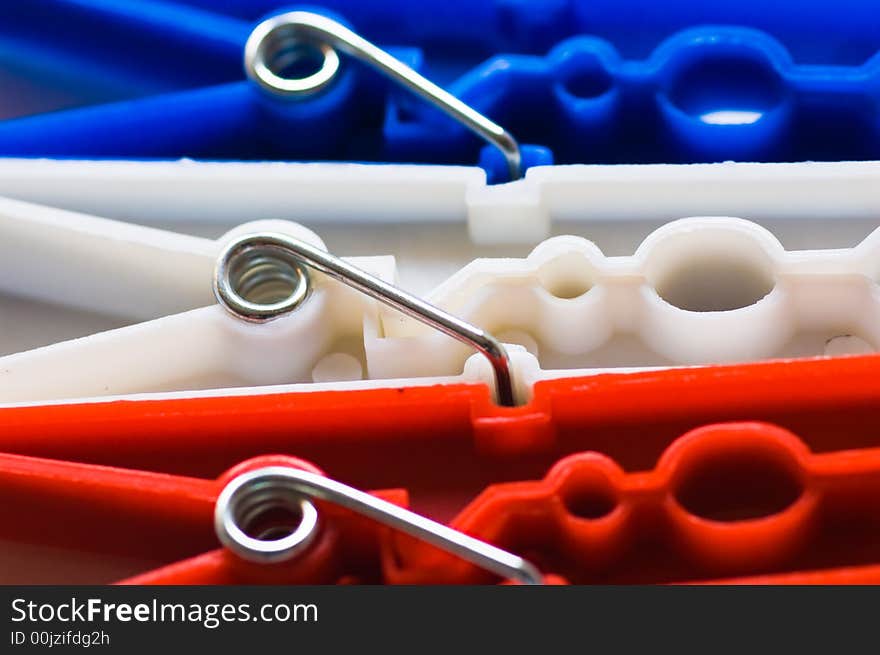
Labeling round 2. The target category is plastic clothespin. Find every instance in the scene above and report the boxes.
[387,422,880,584]
[3,422,880,585]
[0,451,540,585]
[1,195,880,406]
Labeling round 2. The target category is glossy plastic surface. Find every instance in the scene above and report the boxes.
[165,0,880,64]
[2,418,879,585]
[2,2,880,181]
[391,422,880,583]
[2,354,880,584]
[0,452,407,584]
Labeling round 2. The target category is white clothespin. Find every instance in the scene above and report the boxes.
[0,159,879,246]
[0,195,877,407]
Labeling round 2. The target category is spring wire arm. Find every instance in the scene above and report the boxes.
[214,233,517,407]
[215,466,543,584]
[244,11,523,181]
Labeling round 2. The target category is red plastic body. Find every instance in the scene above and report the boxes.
[1,423,879,584]
[1,354,880,584]
[388,422,880,584]
[0,452,408,584]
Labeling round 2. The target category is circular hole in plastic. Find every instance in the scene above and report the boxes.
[560,66,613,100]
[538,252,595,300]
[824,334,875,356]
[227,246,308,307]
[674,446,803,522]
[667,52,783,125]
[646,232,775,312]
[560,472,618,520]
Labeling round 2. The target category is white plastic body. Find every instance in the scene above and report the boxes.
[2,158,878,315]
[0,159,879,249]
[0,194,878,407]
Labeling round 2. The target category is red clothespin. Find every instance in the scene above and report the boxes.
[386,422,880,584]
[0,451,540,585]
[0,352,878,518]
[0,453,402,584]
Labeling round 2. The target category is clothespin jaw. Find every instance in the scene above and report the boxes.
[381,423,880,584]
[0,449,540,585]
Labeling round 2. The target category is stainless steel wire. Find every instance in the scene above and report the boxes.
[215,466,542,584]
[213,232,516,406]
[244,11,522,180]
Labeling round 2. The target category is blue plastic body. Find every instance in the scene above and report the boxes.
[1,1,879,182]
[137,0,880,65]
